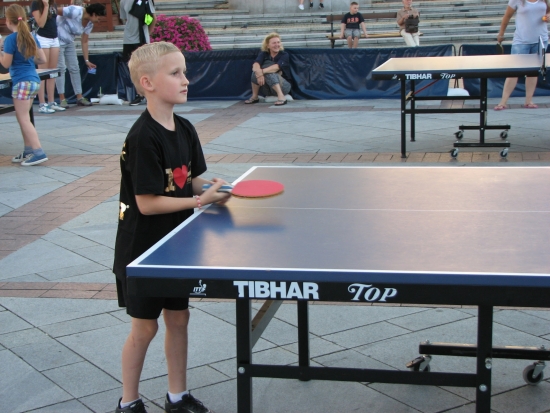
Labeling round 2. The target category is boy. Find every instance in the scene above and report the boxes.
[340,2,368,49]
[113,41,230,413]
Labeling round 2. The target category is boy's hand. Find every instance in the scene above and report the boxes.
[201,178,231,205]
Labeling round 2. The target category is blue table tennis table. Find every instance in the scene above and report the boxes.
[128,166,550,413]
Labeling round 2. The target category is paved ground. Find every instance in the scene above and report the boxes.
[1,96,550,413]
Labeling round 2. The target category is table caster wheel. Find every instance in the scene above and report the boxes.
[406,355,432,372]
[523,362,545,385]
[450,148,459,158]
[455,131,464,139]
[500,131,508,139]
[500,148,509,158]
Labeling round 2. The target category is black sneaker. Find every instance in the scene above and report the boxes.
[319,2,324,7]
[115,398,148,413]
[309,2,313,7]
[130,95,146,106]
[165,393,214,413]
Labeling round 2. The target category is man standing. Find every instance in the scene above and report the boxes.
[120,0,156,105]
[55,3,106,107]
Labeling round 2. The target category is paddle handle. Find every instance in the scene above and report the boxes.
[202,183,234,193]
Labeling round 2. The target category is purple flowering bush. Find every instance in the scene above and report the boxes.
[151,15,212,52]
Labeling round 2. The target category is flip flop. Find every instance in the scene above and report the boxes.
[274,99,287,106]
[522,103,538,109]
[494,104,506,111]
[244,97,260,104]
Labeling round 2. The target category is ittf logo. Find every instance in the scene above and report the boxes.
[233,281,319,300]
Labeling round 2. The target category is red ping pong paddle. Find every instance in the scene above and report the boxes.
[202,180,284,199]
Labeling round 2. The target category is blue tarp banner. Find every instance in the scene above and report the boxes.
[287,45,453,99]
[182,45,453,100]
[461,44,550,98]
[2,45,453,104]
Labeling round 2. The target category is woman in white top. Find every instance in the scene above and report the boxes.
[495,0,550,110]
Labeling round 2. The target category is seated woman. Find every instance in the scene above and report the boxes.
[397,0,420,47]
[245,32,291,106]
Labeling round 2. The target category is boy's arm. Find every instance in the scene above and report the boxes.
[135,179,230,215]
[361,21,367,37]
[340,22,346,38]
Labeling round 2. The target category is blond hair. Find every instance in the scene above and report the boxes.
[6,4,38,60]
[261,33,283,52]
[128,42,182,94]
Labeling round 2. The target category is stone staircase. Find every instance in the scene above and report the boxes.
[81,0,514,54]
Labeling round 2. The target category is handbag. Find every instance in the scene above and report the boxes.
[405,16,419,34]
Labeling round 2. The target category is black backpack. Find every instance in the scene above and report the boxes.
[405,16,419,34]
[129,0,154,43]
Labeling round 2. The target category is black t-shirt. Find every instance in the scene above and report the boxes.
[341,12,365,29]
[31,1,58,39]
[254,51,291,82]
[113,109,207,278]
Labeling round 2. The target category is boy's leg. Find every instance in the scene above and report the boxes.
[121,317,159,403]
[413,33,420,46]
[353,35,360,48]
[164,309,190,393]
[346,36,353,48]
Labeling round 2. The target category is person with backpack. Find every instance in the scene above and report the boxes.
[120,0,156,105]
[397,0,420,47]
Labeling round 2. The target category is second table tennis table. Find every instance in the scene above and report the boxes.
[0,68,60,122]
[372,54,546,158]
[127,166,550,413]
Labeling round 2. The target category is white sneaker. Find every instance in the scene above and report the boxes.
[38,104,55,114]
[298,4,304,9]
[49,102,66,111]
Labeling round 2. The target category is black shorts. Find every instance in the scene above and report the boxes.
[116,275,189,319]
[122,43,145,63]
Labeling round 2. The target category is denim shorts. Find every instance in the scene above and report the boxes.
[344,28,361,39]
[12,81,40,100]
[511,41,548,55]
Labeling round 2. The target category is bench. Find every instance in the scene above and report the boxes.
[326,12,421,49]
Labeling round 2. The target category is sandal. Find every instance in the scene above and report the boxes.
[522,103,538,109]
[244,97,260,104]
[494,104,506,111]
[274,99,287,106]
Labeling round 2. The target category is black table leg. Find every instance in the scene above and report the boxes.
[401,77,407,158]
[476,305,493,413]
[297,300,310,381]
[236,299,253,413]
[479,78,487,145]
[410,79,416,142]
